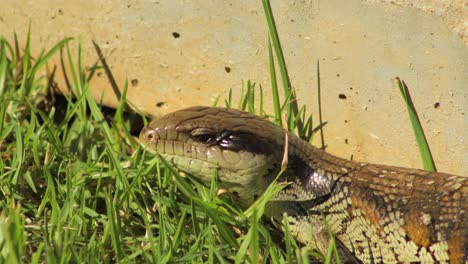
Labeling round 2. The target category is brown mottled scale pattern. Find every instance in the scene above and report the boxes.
[140,106,467,264]
[315,164,467,263]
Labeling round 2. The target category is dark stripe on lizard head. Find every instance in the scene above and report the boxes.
[140,106,284,156]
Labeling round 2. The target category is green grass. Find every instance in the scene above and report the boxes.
[395,78,436,172]
[0,1,437,263]
[0,31,317,264]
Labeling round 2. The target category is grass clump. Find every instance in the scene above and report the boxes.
[0,30,315,263]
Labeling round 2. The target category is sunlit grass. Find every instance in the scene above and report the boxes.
[0,30,313,264]
[395,78,436,171]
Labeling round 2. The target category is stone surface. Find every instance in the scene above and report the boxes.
[1,0,466,175]
[364,0,468,43]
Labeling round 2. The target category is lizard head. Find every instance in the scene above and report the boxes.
[139,106,285,202]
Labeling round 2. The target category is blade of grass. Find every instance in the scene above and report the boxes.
[316,60,325,149]
[247,81,256,113]
[262,0,303,133]
[65,39,86,120]
[395,77,436,171]
[0,39,7,96]
[18,23,32,95]
[268,38,282,126]
[235,209,259,264]
[259,84,265,116]
[237,82,246,111]
[224,88,233,108]
[0,203,24,264]
[0,40,8,137]
[28,37,72,94]
[104,187,123,260]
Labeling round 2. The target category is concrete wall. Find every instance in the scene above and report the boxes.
[1,0,466,175]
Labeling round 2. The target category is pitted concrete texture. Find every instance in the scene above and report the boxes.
[0,0,466,176]
[364,0,468,43]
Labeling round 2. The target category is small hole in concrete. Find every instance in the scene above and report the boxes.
[224,66,231,73]
[338,94,347,100]
[345,138,348,144]
[156,102,166,107]
[434,102,440,108]
[172,32,180,39]
[131,79,138,86]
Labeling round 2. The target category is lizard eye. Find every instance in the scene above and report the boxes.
[190,128,227,145]
[220,132,276,155]
[190,128,272,154]
[219,133,253,151]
